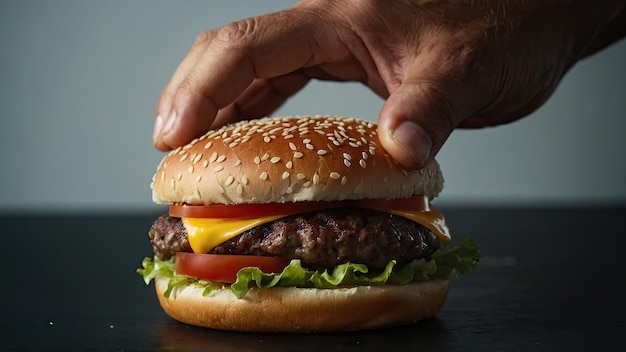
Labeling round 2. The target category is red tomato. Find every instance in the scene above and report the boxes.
[169,196,428,219]
[175,252,290,283]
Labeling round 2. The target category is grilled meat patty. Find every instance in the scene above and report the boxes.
[150,208,440,269]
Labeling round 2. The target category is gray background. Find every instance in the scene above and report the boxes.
[1,0,625,213]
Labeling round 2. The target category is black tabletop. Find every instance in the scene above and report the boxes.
[1,206,625,351]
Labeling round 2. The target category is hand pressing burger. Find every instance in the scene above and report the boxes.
[139,115,480,332]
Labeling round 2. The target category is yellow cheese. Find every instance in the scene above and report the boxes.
[388,205,451,241]
[182,214,287,254]
[182,205,451,254]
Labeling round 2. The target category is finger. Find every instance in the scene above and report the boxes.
[154,31,217,150]
[213,71,311,127]
[158,10,345,150]
[378,76,465,170]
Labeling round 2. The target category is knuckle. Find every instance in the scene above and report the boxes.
[215,18,258,47]
[192,30,213,49]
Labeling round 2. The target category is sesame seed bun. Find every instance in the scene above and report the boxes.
[150,115,444,205]
[155,276,450,333]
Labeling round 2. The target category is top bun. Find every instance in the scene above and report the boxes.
[151,115,443,205]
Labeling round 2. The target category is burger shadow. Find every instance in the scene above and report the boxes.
[154,316,449,351]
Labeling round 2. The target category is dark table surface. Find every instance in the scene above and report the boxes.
[1,205,625,351]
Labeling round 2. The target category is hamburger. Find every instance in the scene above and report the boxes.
[138,115,479,332]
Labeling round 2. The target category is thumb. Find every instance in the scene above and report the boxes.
[377,79,462,170]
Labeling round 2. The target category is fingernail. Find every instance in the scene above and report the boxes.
[153,114,164,141]
[391,121,432,168]
[163,110,177,134]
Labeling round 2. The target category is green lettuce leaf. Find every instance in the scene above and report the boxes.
[137,236,481,299]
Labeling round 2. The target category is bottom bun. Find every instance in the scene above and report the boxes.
[155,277,450,332]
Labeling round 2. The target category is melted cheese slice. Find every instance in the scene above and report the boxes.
[388,205,451,241]
[182,214,287,254]
[182,205,451,254]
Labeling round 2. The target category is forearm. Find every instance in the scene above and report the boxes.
[571,1,626,59]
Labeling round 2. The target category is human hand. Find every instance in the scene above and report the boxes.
[153,0,625,169]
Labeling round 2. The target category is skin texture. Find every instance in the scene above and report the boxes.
[153,0,626,169]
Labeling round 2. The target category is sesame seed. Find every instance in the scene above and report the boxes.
[175,172,183,181]
[341,176,348,185]
[313,173,320,185]
[286,187,293,194]
[344,159,351,167]
[179,154,188,162]
[359,159,367,168]
[303,138,311,144]
[361,151,368,160]
[293,152,304,158]
[224,175,235,186]
[214,165,224,172]
[254,156,261,165]
[259,172,268,181]
[202,159,209,168]
[264,136,271,143]
[286,161,293,169]
[343,153,351,160]
[305,144,314,150]
[192,154,202,164]
[195,175,202,183]
[237,184,243,195]
[330,172,341,180]
[188,165,194,173]
[303,181,312,188]
[217,185,225,194]
[296,173,306,180]
[235,159,242,167]
[349,142,360,148]
[270,156,281,163]
[282,171,290,179]
[261,153,270,161]
[229,142,238,148]
[317,149,327,155]
[209,152,218,163]
[289,142,297,151]
[216,155,226,163]
[207,131,221,139]
[284,134,294,139]
[332,140,341,146]
[241,175,249,185]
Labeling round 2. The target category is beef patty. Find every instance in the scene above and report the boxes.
[150,208,440,269]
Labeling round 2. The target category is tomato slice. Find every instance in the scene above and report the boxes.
[175,252,289,283]
[170,195,429,219]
